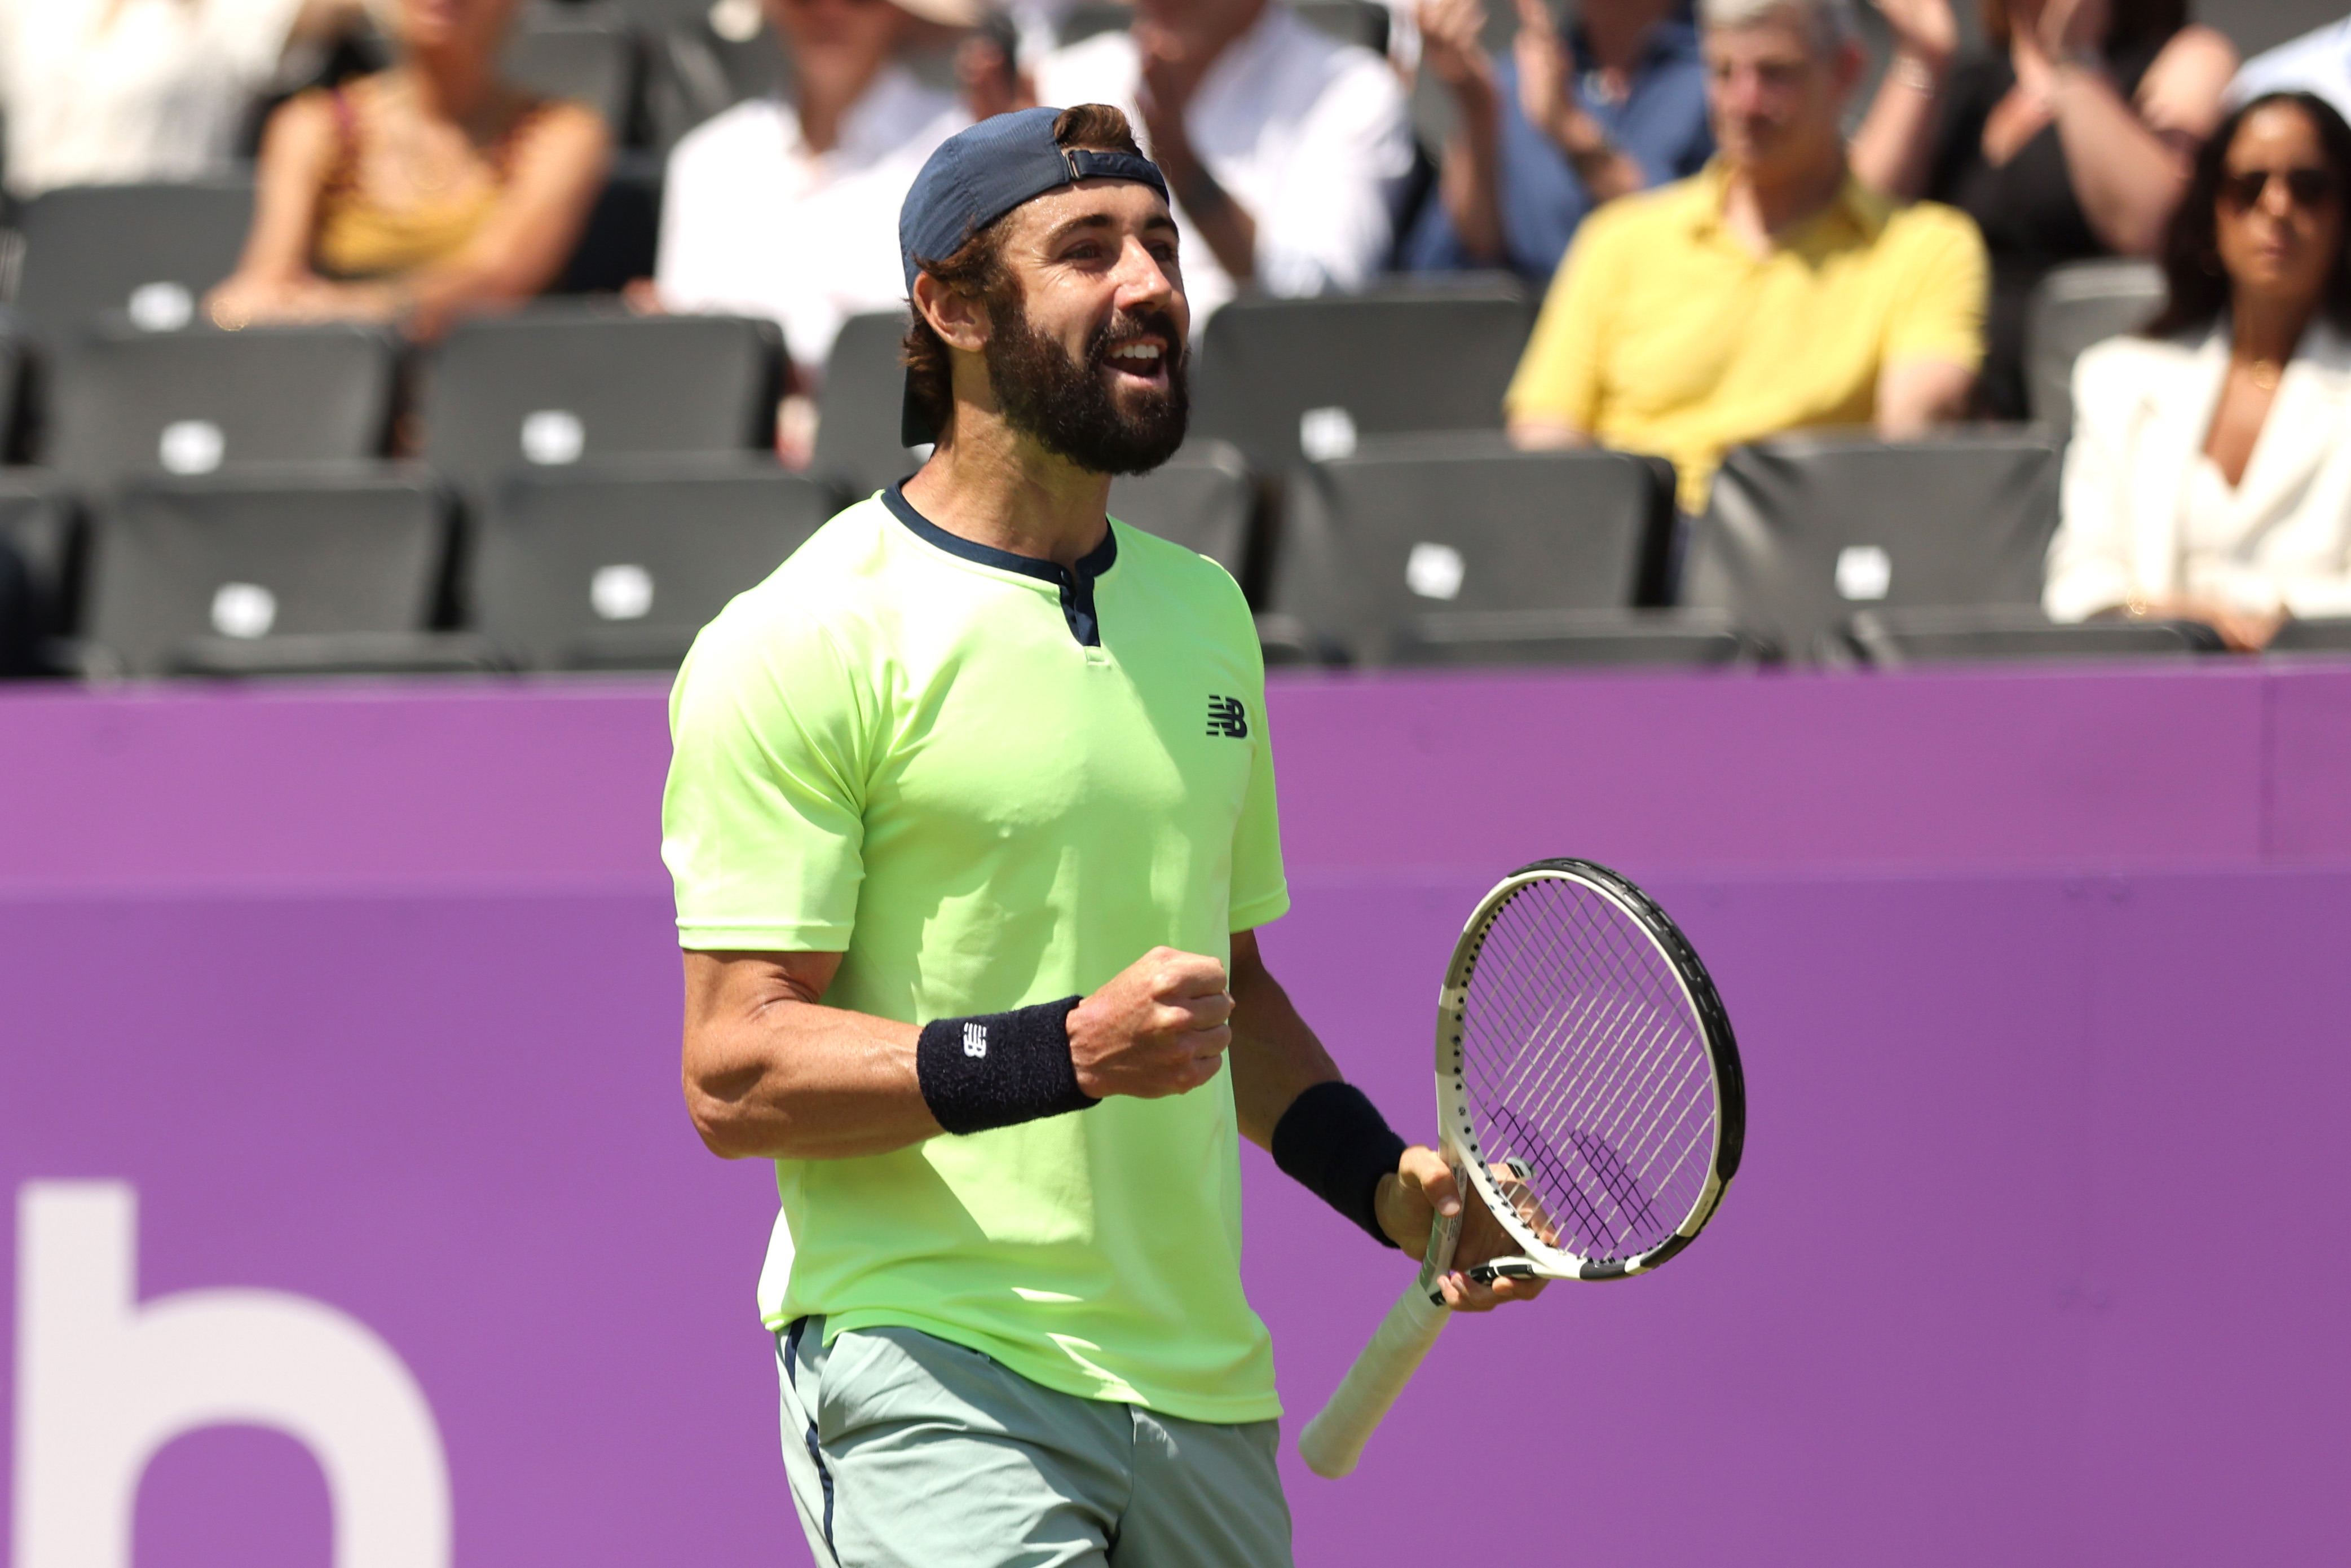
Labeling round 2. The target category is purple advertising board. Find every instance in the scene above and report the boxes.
[3,663,2348,1567]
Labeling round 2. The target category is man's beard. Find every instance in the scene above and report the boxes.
[983,290,1189,476]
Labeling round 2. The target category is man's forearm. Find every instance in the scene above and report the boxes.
[1440,74,1508,264]
[685,990,937,1162]
[1225,930,1343,1149]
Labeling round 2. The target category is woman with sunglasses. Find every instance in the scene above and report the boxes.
[2045,91,2351,648]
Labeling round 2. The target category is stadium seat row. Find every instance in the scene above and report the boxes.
[18,423,2351,682]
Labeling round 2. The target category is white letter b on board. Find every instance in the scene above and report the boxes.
[11,1181,452,1568]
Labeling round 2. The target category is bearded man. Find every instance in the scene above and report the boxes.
[660,104,1539,1567]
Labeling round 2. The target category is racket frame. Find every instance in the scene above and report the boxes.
[1437,858,1745,1284]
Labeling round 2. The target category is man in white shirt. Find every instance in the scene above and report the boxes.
[1031,0,1416,323]
[2226,16,2351,125]
[0,0,358,198]
[655,0,977,382]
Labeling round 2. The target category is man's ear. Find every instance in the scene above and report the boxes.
[912,270,992,353]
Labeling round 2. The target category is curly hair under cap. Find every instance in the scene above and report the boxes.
[899,104,1149,444]
[2144,91,2351,343]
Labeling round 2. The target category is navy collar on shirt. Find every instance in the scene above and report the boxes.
[884,482,1118,647]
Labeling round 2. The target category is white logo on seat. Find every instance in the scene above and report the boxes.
[1405,541,1466,600]
[1299,405,1358,462]
[520,409,585,465]
[590,563,654,621]
[158,419,224,475]
[210,582,276,638]
[963,1022,987,1059]
[1836,544,1893,600]
[127,282,193,333]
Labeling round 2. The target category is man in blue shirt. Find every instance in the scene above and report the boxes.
[1403,0,1713,282]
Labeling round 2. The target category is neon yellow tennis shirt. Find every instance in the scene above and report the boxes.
[663,484,1290,1423]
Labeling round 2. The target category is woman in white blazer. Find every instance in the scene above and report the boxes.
[2046,90,2351,650]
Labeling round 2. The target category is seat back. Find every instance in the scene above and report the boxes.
[0,313,28,460]
[1108,440,1255,582]
[11,181,255,341]
[421,309,784,500]
[1192,281,1534,475]
[1294,0,1389,51]
[641,8,786,148]
[814,309,923,500]
[85,467,450,675]
[504,1,641,132]
[1271,434,1674,665]
[1683,434,2062,660]
[0,473,80,651]
[2024,259,2164,432]
[471,454,835,669]
[45,323,400,489]
[2195,0,2341,56]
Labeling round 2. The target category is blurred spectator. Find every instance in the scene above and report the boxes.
[1852,0,2236,418]
[1032,0,1415,322]
[1506,0,1986,511]
[653,0,978,383]
[2046,92,2351,649]
[0,0,363,199]
[1402,0,1712,280]
[2227,17,2351,125]
[205,0,610,342]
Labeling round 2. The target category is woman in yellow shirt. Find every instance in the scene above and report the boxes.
[206,0,608,341]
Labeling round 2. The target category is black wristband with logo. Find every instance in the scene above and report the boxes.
[1271,1080,1410,1248]
[916,996,1095,1136]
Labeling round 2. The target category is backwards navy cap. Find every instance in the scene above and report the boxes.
[896,106,1170,445]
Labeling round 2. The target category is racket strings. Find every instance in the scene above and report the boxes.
[1455,879,1716,1262]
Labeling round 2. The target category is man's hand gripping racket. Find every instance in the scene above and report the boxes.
[1296,859,1746,1479]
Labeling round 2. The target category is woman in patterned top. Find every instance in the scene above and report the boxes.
[206,0,608,341]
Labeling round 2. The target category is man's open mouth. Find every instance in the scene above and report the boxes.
[1103,338,1168,382]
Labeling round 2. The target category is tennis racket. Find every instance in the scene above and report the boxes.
[1296,858,1744,1479]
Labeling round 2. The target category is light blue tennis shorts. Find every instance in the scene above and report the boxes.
[775,1318,1295,1568]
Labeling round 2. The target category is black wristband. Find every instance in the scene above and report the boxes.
[916,997,1096,1136]
[1271,1080,1410,1248]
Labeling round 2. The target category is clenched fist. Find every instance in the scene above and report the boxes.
[1068,947,1234,1101]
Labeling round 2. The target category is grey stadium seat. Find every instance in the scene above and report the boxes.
[642,3,787,149]
[1847,606,2224,665]
[557,153,665,295]
[2024,258,2163,433]
[1269,434,1717,666]
[82,466,455,677]
[0,312,28,460]
[2197,0,2341,59]
[1191,280,1534,476]
[1682,434,2063,662]
[471,454,834,670]
[420,309,785,500]
[1108,440,1255,584]
[814,309,922,501]
[10,180,255,342]
[504,1,640,134]
[2267,616,2351,654]
[0,473,81,660]
[44,322,400,489]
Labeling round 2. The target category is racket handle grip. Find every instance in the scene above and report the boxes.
[1296,1280,1450,1479]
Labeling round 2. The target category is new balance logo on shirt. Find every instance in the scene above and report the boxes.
[1206,695,1249,739]
[963,1022,988,1059]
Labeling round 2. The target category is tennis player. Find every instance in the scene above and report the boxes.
[662,103,1539,1568]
